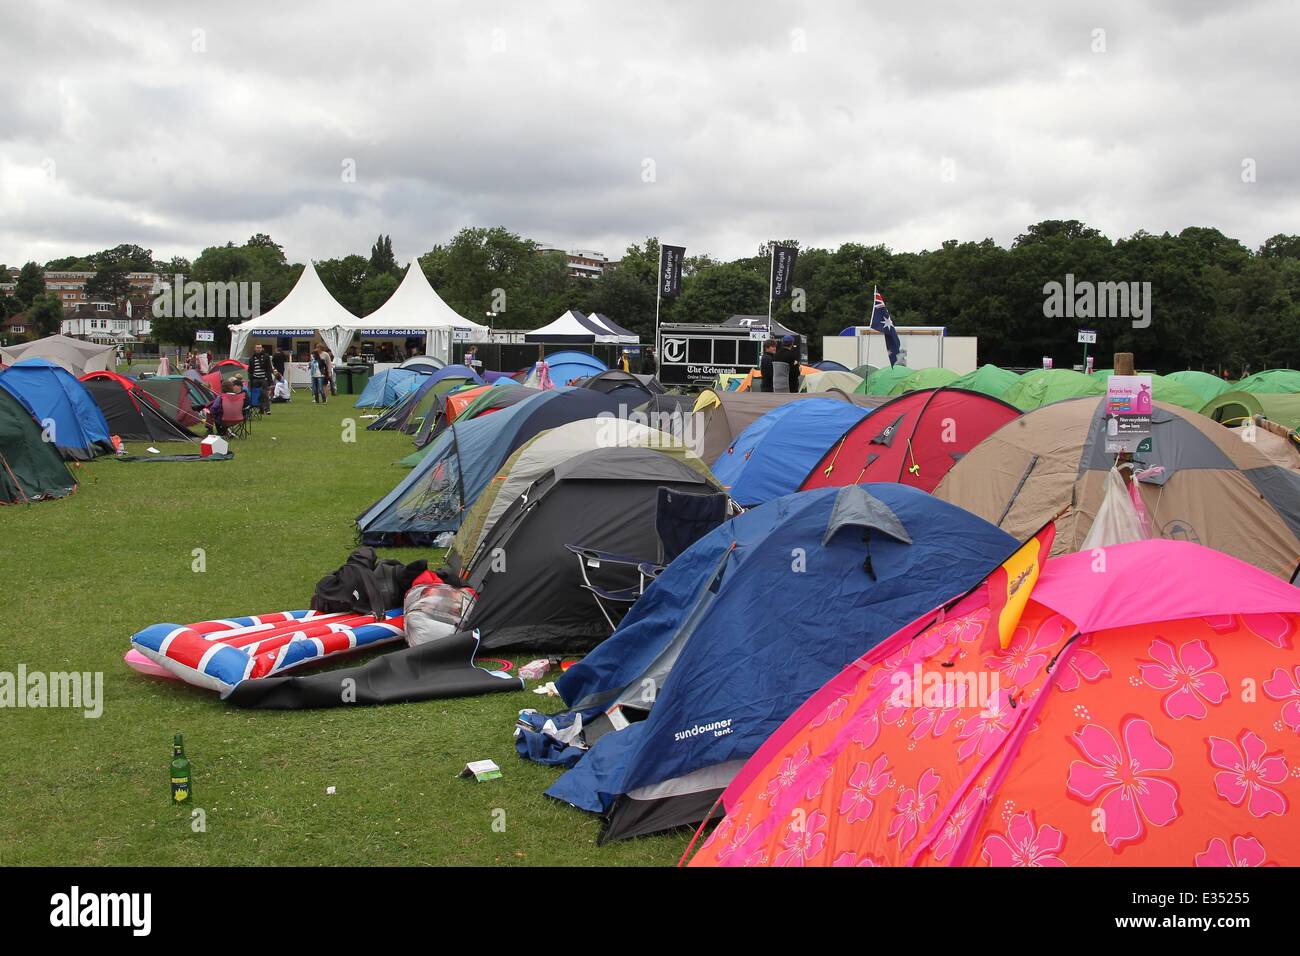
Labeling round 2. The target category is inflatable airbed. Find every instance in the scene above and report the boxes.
[129,609,405,695]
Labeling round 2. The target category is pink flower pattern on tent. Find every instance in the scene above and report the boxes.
[931,786,986,862]
[1207,731,1289,818]
[1066,717,1181,848]
[838,755,893,824]
[1262,666,1300,734]
[832,851,883,866]
[981,811,1067,867]
[774,809,828,866]
[887,768,941,849]
[693,542,1300,868]
[1054,635,1110,692]
[1241,613,1294,649]
[1137,638,1229,720]
[1194,835,1269,867]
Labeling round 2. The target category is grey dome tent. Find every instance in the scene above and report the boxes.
[456,446,723,652]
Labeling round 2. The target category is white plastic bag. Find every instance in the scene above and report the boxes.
[1081,467,1148,551]
[402,583,471,647]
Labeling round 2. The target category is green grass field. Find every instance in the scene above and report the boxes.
[0,393,689,866]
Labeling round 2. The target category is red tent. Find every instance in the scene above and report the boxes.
[800,387,1019,494]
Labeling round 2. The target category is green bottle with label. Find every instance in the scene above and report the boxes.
[170,734,192,804]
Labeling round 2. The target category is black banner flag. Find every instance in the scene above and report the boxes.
[770,244,798,301]
[659,244,685,298]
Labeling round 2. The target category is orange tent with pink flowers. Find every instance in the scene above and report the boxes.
[687,537,1300,867]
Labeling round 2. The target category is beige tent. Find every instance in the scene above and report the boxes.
[935,397,1300,581]
[801,370,865,394]
[0,334,116,376]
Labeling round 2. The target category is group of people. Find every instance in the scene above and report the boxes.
[184,350,216,374]
[758,335,803,392]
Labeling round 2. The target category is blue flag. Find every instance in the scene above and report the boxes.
[870,290,901,366]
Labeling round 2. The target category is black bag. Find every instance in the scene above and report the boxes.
[311,547,427,618]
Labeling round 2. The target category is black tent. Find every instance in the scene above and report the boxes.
[575,369,661,406]
[457,447,721,652]
[82,374,195,442]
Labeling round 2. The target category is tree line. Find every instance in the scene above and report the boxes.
[5,220,1298,372]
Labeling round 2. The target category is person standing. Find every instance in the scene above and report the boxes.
[759,339,778,392]
[640,347,657,376]
[248,343,275,415]
[773,335,801,392]
[316,345,336,395]
[310,350,328,404]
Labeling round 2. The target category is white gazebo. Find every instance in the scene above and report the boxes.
[523,309,638,344]
[354,261,488,362]
[228,261,359,359]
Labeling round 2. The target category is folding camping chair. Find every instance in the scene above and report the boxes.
[219,393,252,439]
[566,487,731,632]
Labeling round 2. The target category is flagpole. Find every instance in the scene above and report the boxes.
[767,246,775,329]
[654,278,662,366]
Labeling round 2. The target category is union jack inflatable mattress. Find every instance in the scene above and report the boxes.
[130,609,405,695]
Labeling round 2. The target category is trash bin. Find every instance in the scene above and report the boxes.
[336,364,372,395]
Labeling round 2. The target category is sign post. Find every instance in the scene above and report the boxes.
[1104,374,1154,455]
[1077,329,1096,372]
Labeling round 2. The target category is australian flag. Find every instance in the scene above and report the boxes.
[870,290,901,366]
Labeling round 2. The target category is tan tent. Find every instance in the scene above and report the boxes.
[935,397,1300,581]
[0,334,116,376]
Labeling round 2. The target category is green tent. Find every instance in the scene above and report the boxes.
[886,366,959,396]
[1166,370,1233,404]
[949,364,1021,398]
[1002,369,1106,411]
[1234,369,1300,395]
[1085,370,1205,411]
[851,364,878,380]
[857,365,914,395]
[0,388,77,503]
[1202,390,1300,431]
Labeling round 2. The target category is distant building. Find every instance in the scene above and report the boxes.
[43,271,159,342]
[538,247,609,279]
[45,270,160,314]
[1,315,30,342]
[61,306,152,343]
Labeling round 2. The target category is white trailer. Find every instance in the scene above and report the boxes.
[823,327,977,374]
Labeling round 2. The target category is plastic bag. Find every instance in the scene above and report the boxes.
[402,583,472,647]
[1081,467,1148,551]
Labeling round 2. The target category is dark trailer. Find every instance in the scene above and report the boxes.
[656,322,766,388]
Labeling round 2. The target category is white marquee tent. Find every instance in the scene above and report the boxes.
[357,261,488,361]
[228,260,488,362]
[228,261,359,360]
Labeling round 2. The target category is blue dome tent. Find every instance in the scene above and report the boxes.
[0,359,114,460]
[536,484,1020,842]
[355,388,630,545]
[709,400,874,506]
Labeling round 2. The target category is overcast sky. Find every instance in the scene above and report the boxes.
[2,0,1297,267]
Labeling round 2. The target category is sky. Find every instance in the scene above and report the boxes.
[2,0,1297,268]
